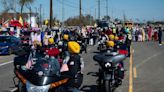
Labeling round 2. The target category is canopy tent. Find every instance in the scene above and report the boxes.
[9,20,29,28]
[10,20,22,28]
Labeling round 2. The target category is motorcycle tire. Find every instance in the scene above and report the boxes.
[97,46,100,50]
[99,46,102,51]
[74,73,83,88]
[104,80,112,92]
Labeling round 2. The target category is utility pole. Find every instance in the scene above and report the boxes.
[30,7,32,28]
[43,8,45,22]
[50,0,53,28]
[95,8,97,20]
[14,0,16,20]
[123,10,126,22]
[89,9,92,25]
[62,0,65,27]
[35,7,37,14]
[40,4,42,27]
[98,0,100,20]
[106,0,108,17]
[79,0,82,23]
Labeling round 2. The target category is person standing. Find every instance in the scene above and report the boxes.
[43,32,49,46]
[141,27,145,41]
[158,26,163,46]
[148,26,152,41]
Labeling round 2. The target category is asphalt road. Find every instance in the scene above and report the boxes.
[0,55,15,92]
[0,41,164,92]
[133,41,164,92]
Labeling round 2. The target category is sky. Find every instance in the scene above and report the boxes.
[0,0,164,22]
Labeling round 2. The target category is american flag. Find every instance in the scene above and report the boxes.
[25,53,33,69]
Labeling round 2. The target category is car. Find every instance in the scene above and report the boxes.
[97,20,109,28]
[0,36,21,55]
[20,30,35,46]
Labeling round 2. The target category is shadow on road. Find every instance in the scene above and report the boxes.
[92,51,101,54]
[80,85,98,92]
[87,72,98,77]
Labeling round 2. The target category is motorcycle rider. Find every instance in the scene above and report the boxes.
[108,34,115,41]
[58,34,70,72]
[124,27,132,57]
[45,37,61,75]
[57,34,84,91]
[97,29,109,51]
[99,29,109,42]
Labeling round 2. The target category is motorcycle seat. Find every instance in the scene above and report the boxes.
[93,54,126,65]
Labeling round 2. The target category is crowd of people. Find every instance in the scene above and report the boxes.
[131,25,163,45]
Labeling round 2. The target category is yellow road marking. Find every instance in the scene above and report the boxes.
[162,42,164,44]
[133,67,137,78]
[129,46,133,92]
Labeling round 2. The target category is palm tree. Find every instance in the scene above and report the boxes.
[19,0,34,14]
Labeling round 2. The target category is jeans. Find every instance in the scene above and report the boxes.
[158,35,162,44]
[50,56,60,75]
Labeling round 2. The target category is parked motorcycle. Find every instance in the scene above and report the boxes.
[93,52,126,92]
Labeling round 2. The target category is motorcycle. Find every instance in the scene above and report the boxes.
[93,52,126,92]
[97,36,108,52]
[77,38,87,53]
[114,41,129,57]
[97,42,106,52]
[13,47,83,92]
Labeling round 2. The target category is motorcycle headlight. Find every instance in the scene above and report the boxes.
[105,62,112,68]
[26,81,50,92]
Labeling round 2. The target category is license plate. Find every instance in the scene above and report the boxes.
[23,41,27,43]
[108,69,113,72]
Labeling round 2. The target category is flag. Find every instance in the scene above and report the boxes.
[45,19,49,25]
[19,16,23,26]
[25,53,33,69]
[60,64,69,72]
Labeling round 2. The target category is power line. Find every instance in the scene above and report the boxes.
[56,0,89,15]
[64,0,78,6]
[56,0,78,9]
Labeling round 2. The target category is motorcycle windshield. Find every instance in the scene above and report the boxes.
[32,58,60,76]
[19,57,65,86]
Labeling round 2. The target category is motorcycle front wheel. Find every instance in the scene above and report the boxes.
[104,80,112,92]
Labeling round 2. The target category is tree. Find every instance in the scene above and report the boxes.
[65,15,95,26]
[18,0,34,14]
[102,15,111,21]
